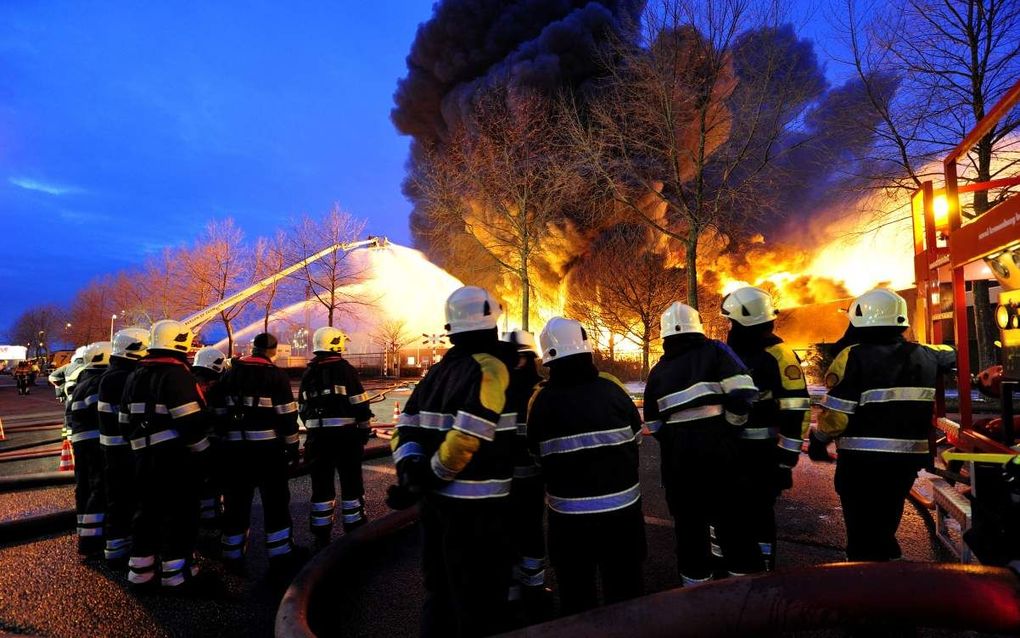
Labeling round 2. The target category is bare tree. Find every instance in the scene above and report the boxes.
[565,0,825,310]
[414,85,584,330]
[568,225,686,379]
[184,219,251,355]
[68,278,116,345]
[836,0,1020,367]
[251,230,292,333]
[288,206,370,328]
[371,319,418,377]
[10,304,66,357]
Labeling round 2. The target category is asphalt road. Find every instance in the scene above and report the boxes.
[0,375,957,637]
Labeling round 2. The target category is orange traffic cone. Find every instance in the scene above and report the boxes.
[392,402,401,424]
[58,438,75,472]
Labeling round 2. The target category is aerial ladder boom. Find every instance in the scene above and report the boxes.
[180,236,388,331]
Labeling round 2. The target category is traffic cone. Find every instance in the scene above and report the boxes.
[392,402,401,424]
[58,438,75,472]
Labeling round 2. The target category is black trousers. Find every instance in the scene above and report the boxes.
[129,443,200,586]
[735,438,780,570]
[306,428,365,535]
[421,494,513,638]
[103,445,136,560]
[835,454,921,561]
[72,439,106,551]
[220,442,293,559]
[659,424,764,581]
[509,472,546,590]
[548,503,646,616]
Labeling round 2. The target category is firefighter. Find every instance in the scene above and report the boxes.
[97,328,149,567]
[214,332,301,572]
[299,326,374,547]
[501,329,549,619]
[69,341,113,555]
[527,318,646,615]
[58,347,88,438]
[387,285,515,638]
[721,286,812,570]
[120,320,210,590]
[815,288,955,561]
[192,346,227,524]
[644,302,764,586]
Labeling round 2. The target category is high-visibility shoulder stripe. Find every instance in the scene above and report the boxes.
[859,387,935,404]
[538,426,635,457]
[471,353,509,415]
[721,374,756,395]
[169,402,201,419]
[657,382,723,412]
[837,437,928,454]
[453,410,497,441]
[819,394,857,413]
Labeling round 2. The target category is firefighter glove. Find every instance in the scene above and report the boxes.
[432,430,481,481]
[807,429,833,463]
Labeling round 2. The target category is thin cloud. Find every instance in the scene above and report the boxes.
[9,176,83,196]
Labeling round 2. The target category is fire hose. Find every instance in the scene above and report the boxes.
[275,504,422,638]
[497,562,1020,637]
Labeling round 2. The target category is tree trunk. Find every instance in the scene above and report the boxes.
[641,320,650,381]
[971,135,998,370]
[520,264,530,332]
[608,332,616,362]
[686,238,699,310]
[225,318,234,357]
[328,306,335,328]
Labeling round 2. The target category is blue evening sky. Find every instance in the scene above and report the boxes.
[0,1,849,334]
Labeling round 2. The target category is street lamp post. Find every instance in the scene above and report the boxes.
[110,314,118,341]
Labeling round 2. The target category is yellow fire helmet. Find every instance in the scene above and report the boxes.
[312,326,349,354]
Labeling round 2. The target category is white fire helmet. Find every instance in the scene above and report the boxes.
[502,329,539,355]
[721,286,779,327]
[660,302,705,338]
[539,317,592,365]
[82,341,113,369]
[193,347,227,374]
[312,326,348,354]
[150,319,194,354]
[444,286,502,335]
[71,346,87,365]
[112,328,150,361]
[848,288,909,328]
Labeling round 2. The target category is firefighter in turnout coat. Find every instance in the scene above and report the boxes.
[816,288,955,561]
[644,302,764,585]
[502,329,549,619]
[97,328,150,566]
[120,320,210,590]
[387,286,516,638]
[214,333,301,567]
[300,326,374,545]
[69,341,113,555]
[722,287,811,570]
[192,346,228,524]
[528,318,646,615]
